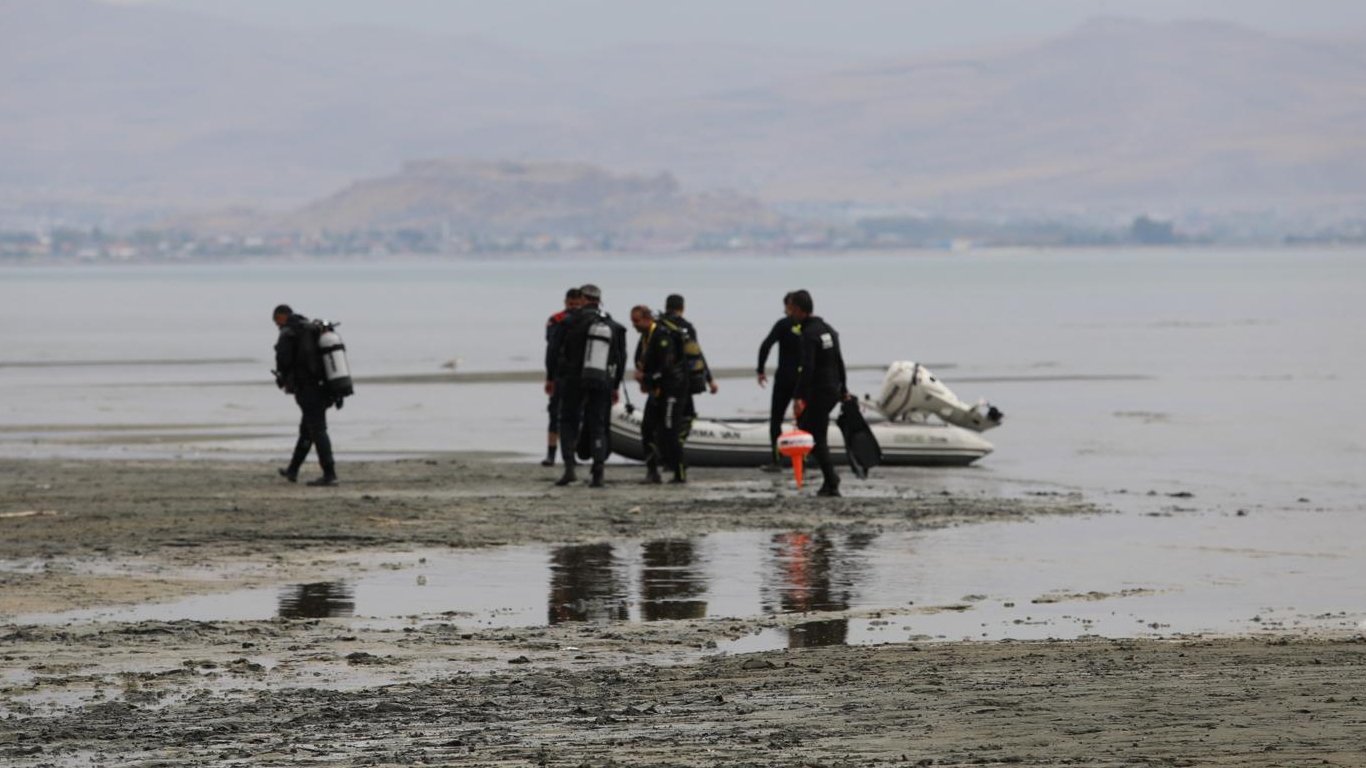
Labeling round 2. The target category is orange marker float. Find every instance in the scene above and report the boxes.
[776,429,815,488]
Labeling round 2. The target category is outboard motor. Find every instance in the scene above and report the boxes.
[875,361,1002,432]
[316,321,354,397]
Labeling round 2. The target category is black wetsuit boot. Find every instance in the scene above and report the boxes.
[642,394,663,483]
[766,374,796,470]
[660,391,692,484]
[556,459,578,486]
[581,386,612,488]
[294,385,337,486]
[312,434,335,485]
[799,392,840,497]
[310,437,337,486]
[281,430,310,481]
[555,380,583,486]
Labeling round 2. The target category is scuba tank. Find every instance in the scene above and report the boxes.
[315,320,354,397]
[658,316,707,394]
[681,335,707,395]
[581,310,615,387]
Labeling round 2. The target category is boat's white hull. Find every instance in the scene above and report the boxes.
[608,404,993,467]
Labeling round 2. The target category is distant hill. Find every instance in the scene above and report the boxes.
[279,160,782,239]
[667,17,1366,214]
[4,1,1366,223]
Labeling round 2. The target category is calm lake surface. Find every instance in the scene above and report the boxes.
[4,248,1364,640]
[1,248,1363,512]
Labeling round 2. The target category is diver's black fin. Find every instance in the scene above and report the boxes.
[836,399,881,479]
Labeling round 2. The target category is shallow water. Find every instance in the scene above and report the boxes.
[3,250,1363,647]
[15,506,1363,647]
[1,248,1363,513]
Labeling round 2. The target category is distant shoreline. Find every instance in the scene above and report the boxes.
[3,242,1365,269]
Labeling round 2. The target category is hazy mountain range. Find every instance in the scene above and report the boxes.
[4,0,1365,227]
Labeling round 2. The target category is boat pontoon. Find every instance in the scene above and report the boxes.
[609,362,1003,467]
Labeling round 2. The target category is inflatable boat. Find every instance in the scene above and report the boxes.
[609,361,1003,468]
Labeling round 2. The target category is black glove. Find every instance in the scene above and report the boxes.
[334,397,345,410]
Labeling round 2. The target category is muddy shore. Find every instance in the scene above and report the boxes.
[2,457,1363,766]
[0,457,1083,615]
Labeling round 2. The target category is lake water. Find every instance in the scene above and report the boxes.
[2,248,1362,512]
[3,248,1364,640]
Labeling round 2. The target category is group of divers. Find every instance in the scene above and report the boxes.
[269,285,851,496]
[541,284,851,497]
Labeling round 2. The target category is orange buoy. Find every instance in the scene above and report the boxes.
[776,429,815,488]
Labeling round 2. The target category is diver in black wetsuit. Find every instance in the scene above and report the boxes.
[543,287,584,466]
[630,305,665,484]
[273,304,339,487]
[654,294,717,483]
[546,284,627,488]
[659,294,718,394]
[638,304,693,484]
[790,290,848,498]
[756,291,802,469]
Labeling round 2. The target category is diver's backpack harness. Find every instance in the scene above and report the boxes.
[659,317,708,395]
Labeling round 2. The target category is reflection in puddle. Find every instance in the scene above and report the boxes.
[546,539,717,624]
[13,511,1366,648]
[278,582,355,619]
[548,543,629,624]
[764,531,874,614]
[640,539,707,621]
[542,532,876,634]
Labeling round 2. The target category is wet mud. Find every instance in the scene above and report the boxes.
[0,457,1074,614]
[2,458,1364,766]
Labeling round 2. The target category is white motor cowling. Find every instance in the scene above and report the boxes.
[317,323,354,397]
[875,361,1002,432]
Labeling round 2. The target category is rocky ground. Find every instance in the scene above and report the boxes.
[2,458,1363,767]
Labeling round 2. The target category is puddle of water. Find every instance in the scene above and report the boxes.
[10,509,1364,650]
[278,582,356,619]
[1,668,36,688]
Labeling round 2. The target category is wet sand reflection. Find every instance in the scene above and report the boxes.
[640,539,707,621]
[547,543,629,624]
[764,530,877,647]
[278,582,355,619]
[539,533,876,646]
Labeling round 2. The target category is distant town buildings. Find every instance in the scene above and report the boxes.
[3,214,1364,263]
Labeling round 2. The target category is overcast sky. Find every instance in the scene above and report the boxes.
[106,0,1366,56]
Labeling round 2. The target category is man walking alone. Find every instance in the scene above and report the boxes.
[273,304,340,487]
